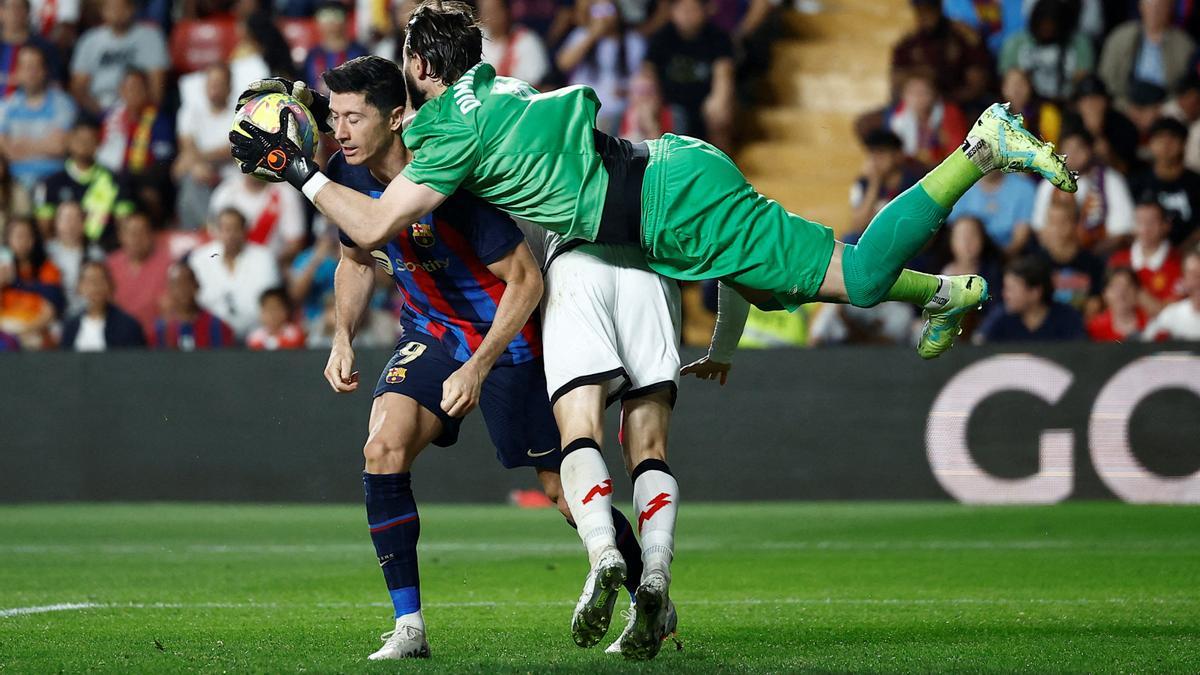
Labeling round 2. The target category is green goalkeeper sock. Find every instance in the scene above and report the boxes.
[840,185,950,307]
[919,147,985,209]
[885,269,941,306]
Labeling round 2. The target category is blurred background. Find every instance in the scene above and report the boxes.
[0,0,1197,505]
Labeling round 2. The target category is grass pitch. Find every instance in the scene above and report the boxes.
[1,502,1198,673]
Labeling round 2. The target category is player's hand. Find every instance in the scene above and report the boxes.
[442,362,485,418]
[324,343,360,393]
[229,108,319,189]
[236,77,332,133]
[680,355,732,386]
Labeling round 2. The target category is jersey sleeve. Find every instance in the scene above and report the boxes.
[401,115,481,196]
[464,199,524,265]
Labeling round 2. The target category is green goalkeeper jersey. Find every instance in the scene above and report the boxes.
[402,62,608,242]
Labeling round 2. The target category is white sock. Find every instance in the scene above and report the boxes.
[560,440,617,567]
[396,610,425,633]
[633,461,678,583]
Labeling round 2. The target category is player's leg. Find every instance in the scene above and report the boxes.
[554,384,629,647]
[362,392,442,660]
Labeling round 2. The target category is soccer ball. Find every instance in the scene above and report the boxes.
[231,92,318,181]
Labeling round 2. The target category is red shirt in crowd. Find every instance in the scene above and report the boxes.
[246,323,305,351]
[1086,308,1147,342]
[1108,244,1183,302]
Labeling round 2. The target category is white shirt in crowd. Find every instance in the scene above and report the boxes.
[74,315,106,352]
[176,85,236,157]
[482,26,551,87]
[189,240,281,338]
[1143,299,1200,341]
[208,176,306,259]
[1031,168,1134,236]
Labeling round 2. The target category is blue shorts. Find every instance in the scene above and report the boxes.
[373,332,561,470]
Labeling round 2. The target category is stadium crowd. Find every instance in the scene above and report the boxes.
[834,0,1200,347]
[0,0,1197,353]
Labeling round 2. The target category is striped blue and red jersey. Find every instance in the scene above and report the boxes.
[327,151,540,366]
[151,311,236,351]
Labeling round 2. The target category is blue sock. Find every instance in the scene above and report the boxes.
[611,507,643,597]
[363,472,421,618]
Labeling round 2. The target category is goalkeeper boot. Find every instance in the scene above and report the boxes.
[621,570,676,660]
[368,622,430,660]
[606,596,680,655]
[965,102,1078,193]
[918,274,989,360]
[571,546,627,648]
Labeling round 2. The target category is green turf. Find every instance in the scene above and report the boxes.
[1,503,1198,673]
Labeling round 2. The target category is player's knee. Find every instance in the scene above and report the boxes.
[841,243,892,308]
[362,438,416,473]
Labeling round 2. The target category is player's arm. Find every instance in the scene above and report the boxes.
[440,242,544,417]
[323,243,376,393]
[681,281,749,385]
[311,175,448,250]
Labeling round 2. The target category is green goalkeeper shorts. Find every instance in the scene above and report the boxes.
[640,133,836,312]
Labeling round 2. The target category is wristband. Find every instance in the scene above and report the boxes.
[301,171,330,202]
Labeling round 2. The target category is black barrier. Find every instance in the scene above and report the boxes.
[1,344,1198,503]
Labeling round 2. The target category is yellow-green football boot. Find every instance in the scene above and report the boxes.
[917,275,989,360]
[964,102,1078,192]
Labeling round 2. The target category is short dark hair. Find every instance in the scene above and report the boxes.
[863,128,903,151]
[1106,266,1140,291]
[1058,126,1093,147]
[217,207,247,229]
[323,55,408,114]
[1134,192,1165,215]
[1148,116,1188,141]
[259,287,293,313]
[1006,255,1054,305]
[405,0,483,85]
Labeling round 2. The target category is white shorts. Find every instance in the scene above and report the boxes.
[541,244,682,408]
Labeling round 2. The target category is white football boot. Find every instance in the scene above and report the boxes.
[606,596,679,655]
[367,622,430,660]
[620,571,676,660]
[570,546,627,647]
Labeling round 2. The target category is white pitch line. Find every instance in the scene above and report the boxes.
[4,596,1198,619]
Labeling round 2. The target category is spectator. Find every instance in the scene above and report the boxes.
[174,64,235,231]
[1123,79,1167,141]
[208,173,307,264]
[509,0,573,49]
[3,215,61,310]
[44,201,101,315]
[0,153,32,238]
[151,260,236,350]
[1031,197,1106,311]
[642,0,735,150]
[1031,127,1134,252]
[1098,0,1196,105]
[1164,74,1200,173]
[885,70,967,166]
[34,119,134,246]
[305,292,398,348]
[848,128,924,236]
[978,255,1086,342]
[890,0,991,106]
[289,221,338,322]
[998,0,1094,102]
[1087,266,1147,341]
[949,170,1037,255]
[28,0,79,56]
[303,2,370,96]
[1061,74,1140,174]
[106,211,172,338]
[247,287,305,350]
[60,259,146,350]
[1000,68,1061,145]
[0,0,63,95]
[1142,245,1200,340]
[808,302,915,346]
[68,0,169,117]
[941,215,1004,299]
[942,0,1027,56]
[96,69,175,177]
[558,0,646,136]
[1129,117,1200,246]
[619,70,675,142]
[231,11,296,86]
[480,0,551,88]
[189,207,281,338]
[0,249,53,348]
[1108,198,1184,309]
[0,46,76,190]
